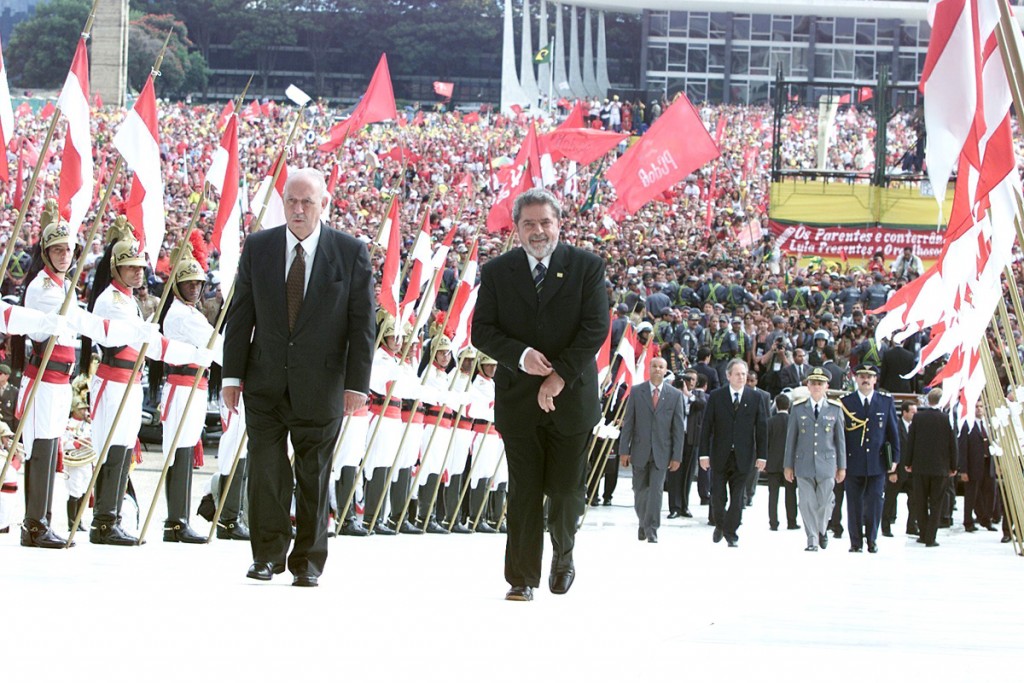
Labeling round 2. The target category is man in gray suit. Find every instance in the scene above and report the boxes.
[619,357,685,543]
[784,367,847,551]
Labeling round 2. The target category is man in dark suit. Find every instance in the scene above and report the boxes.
[666,370,705,518]
[882,400,918,537]
[779,348,811,390]
[619,357,684,544]
[879,338,917,394]
[472,188,608,602]
[765,393,798,531]
[840,363,900,553]
[958,404,997,532]
[693,346,720,392]
[699,359,769,547]
[905,388,958,547]
[223,169,375,587]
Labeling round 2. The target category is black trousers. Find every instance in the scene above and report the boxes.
[503,427,589,588]
[710,451,749,542]
[696,464,711,504]
[245,397,343,578]
[883,468,915,529]
[766,472,797,528]
[963,464,995,527]
[913,474,948,545]
[829,481,845,534]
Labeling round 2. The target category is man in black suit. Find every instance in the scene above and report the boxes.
[879,338,917,394]
[958,403,997,532]
[904,389,958,547]
[882,400,918,537]
[693,346,720,392]
[472,188,608,602]
[223,168,375,587]
[699,359,769,547]
[765,393,798,531]
[666,370,705,518]
[779,348,810,390]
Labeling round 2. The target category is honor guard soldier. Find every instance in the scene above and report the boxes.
[87,221,213,545]
[158,238,222,543]
[839,363,900,553]
[783,367,847,551]
[443,347,478,533]
[417,335,458,533]
[391,322,426,535]
[467,353,503,533]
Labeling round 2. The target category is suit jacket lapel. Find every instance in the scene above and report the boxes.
[293,225,335,334]
[508,248,539,310]
[538,243,569,311]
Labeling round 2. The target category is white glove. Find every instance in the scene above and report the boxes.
[42,312,73,339]
[136,322,162,348]
[192,346,215,368]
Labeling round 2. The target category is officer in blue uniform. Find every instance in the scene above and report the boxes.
[839,363,900,553]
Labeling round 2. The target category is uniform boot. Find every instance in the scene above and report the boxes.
[217,460,250,540]
[90,447,137,546]
[335,471,368,537]
[67,496,87,532]
[444,474,471,532]
[418,474,448,534]
[489,484,507,530]
[470,485,497,533]
[21,439,69,549]
[388,468,423,534]
[164,447,206,543]
[365,468,395,535]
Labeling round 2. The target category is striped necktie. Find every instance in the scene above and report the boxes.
[286,244,305,332]
[533,262,546,297]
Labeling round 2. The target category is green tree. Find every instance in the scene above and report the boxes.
[6,0,89,88]
[128,13,208,97]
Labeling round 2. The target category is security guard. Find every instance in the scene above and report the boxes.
[839,363,900,553]
[783,367,847,551]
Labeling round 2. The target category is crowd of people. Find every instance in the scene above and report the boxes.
[1,90,1022,554]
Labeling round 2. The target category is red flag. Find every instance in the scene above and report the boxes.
[399,213,433,325]
[39,101,56,119]
[560,101,587,129]
[14,102,30,119]
[113,74,164,262]
[539,128,626,166]
[858,86,874,102]
[605,94,719,218]
[433,81,454,99]
[326,163,339,196]
[207,114,241,285]
[378,200,402,319]
[216,100,235,131]
[444,242,478,342]
[510,104,523,116]
[462,111,479,125]
[261,100,275,117]
[93,92,103,108]
[56,37,93,231]
[241,99,260,122]
[13,140,24,208]
[486,124,542,233]
[412,110,425,126]
[0,35,12,183]
[595,311,613,381]
[838,93,852,104]
[320,54,397,152]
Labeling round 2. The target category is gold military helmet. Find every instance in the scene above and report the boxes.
[478,352,497,366]
[433,335,453,354]
[107,216,146,286]
[459,346,478,361]
[38,199,76,273]
[379,315,397,340]
[169,240,206,303]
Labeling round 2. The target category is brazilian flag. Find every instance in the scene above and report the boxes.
[534,42,553,64]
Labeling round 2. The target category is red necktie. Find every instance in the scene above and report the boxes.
[652,386,659,409]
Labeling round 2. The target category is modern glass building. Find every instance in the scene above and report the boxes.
[578,0,944,104]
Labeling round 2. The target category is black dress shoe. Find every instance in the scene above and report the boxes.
[340,520,370,537]
[638,527,646,541]
[833,529,844,539]
[450,522,473,534]
[292,574,318,587]
[726,539,738,548]
[819,533,828,549]
[602,499,612,506]
[246,562,285,581]
[881,525,893,537]
[805,544,818,552]
[867,542,878,553]
[713,528,723,543]
[549,566,575,594]
[647,534,658,544]
[475,521,498,534]
[505,585,533,601]
[682,510,693,518]
[916,537,927,544]
[393,519,425,535]
[769,523,778,531]
[372,522,397,536]
[667,511,680,520]
[787,523,801,530]
[422,519,449,534]
[983,523,997,531]
[1002,534,1012,543]
[926,541,940,548]
[906,524,920,535]
[964,525,978,533]
[217,521,251,541]
[849,546,863,553]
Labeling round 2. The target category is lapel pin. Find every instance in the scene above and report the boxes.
[556,272,563,278]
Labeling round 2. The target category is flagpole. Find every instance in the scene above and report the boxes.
[0,0,101,286]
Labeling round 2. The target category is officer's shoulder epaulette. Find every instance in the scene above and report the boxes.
[791,396,809,405]
[877,389,891,396]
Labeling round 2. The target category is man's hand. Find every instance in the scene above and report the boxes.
[889,462,898,474]
[836,468,846,484]
[904,465,912,474]
[620,455,631,468]
[523,348,554,376]
[755,458,766,472]
[699,456,710,471]
[888,473,898,483]
[344,391,367,416]
[222,386,241,414]
[537,371,565,413]
[960,473,969,483]
[784,467,794,483]
[668,459,680,472]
